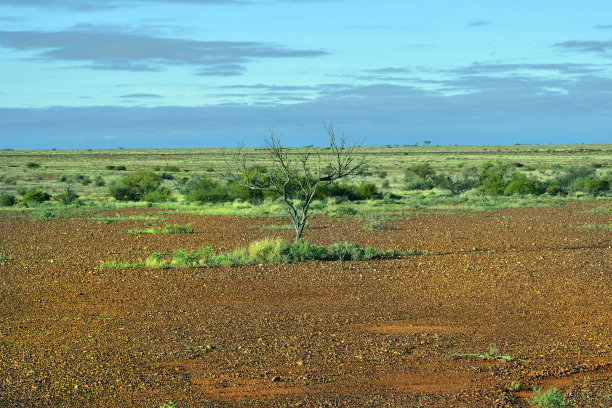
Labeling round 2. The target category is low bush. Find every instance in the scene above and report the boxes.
[0,192,16,206]
[143,187,174,203]
[248,238,284,263]
[583,178,610,196]
[25,161,40,169]
[101,241,428,270]
[108,170,161,201]
[158,172,174,180]
[335,205,358,216]
[281,240,328,262]
[528,386,572,407]
[356,182,381,199]
[54,185,79,205]
[162,165,181,172]
[21,190,51,204]
[75,174,92,185]
[503,173,546,195]
[328,241,364,262]
[94,176,106,186]
[105,165,127,171]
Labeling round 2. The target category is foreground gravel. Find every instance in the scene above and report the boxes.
[0,202,610,407]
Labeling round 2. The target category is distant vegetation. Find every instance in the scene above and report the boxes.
[0,145,609,212]
[404,160,610,197]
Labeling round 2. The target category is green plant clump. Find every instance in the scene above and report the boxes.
[528,386,572,408]
[108,170,162,201]
[101,239,415,269]
[126,223,194,234]
[0,192,16,206]
[248,237,284,262]
[21,190,51,204]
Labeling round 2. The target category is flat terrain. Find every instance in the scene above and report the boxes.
[0,202,611,407]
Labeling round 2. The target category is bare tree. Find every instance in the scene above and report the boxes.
[230,123,367,242]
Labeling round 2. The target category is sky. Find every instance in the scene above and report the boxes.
[0,0,611,149]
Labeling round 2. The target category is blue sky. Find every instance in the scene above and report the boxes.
[1,0,611,149]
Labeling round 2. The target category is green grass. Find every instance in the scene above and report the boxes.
[452,345,518,362]
[88,213,167,224]
[568,223,612,230]
[528,386,572,407]
[125,223,194,234]
[0,243,12,261]
[0,144,608,202]
[99,239,434,270]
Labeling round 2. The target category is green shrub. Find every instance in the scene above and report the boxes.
[75,174,92,185]
[328,241,363,262]
[143,187,175,203]
[282,240,328,262]
[0,192,16,206]
[405,162,435,180]
[584,178,610,196]
[324,182,360,200]
[162,165,181,172]
[94,176,106,186]
[248,238,284,263]
[54,185,79,205]
[357,182,381,199]
[25,161,40,169]
[105,165,127,171]
[37,209,56,220]
[158,172,174,180]
[503,173,546,196]
[183,176,230,203]
[528,386,572,408]
[22,190,51,203]
[335,205,358,216]
[546,184,565,196]
[108,170,161,201]
[405,176,435,191]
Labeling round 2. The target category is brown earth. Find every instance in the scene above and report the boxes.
[0,202,611,407]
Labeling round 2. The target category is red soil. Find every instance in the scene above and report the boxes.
[0,202,610,407]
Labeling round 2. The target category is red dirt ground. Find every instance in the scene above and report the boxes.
[0,202,610,407]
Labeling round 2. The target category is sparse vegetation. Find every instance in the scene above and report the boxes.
[100,239,420,269]
[88,213,166,224]
[25,161,40,169]
[0,192,16,206]
[125,223,194,234]
[21,190,51,204]
[528,386,572,408]
[108,170,162,201]
[453,345,518,362]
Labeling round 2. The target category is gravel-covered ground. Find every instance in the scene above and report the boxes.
[0,202,610,407]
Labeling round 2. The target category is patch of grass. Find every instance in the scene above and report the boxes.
[100,240,432,270]
[575,206,611,214]
[126,223,194,234]
[0,243,12,261]
[568,224,612,230]
[453,345,518,362]
[360,213,393,230]
[248,238,284,262]
[256,223,295,231]
[528,386,572,407]
[88,213,166,224]
[36,209,57,221]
